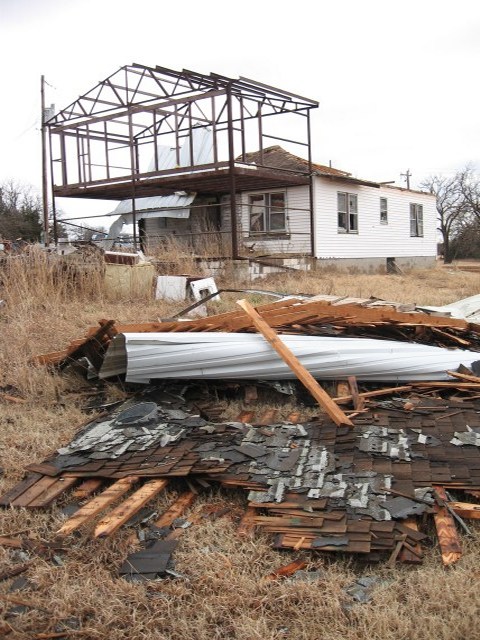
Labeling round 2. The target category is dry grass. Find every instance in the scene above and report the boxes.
[1,255,480,638]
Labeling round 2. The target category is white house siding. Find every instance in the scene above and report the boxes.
[237,186,311,254]
[313,177,437,266]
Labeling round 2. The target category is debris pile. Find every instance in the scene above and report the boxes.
[2,294,480,575]
[2,382,480,568]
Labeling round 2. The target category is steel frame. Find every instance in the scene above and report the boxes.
[48,64,318,257]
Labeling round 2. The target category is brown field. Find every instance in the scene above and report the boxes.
[1,251,480,639]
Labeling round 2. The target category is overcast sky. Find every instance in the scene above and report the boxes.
[1,0,479,223]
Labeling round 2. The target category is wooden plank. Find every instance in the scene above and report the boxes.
[433,486,462,566]
[28,476,78,508]
[398,519,423,564]
[432,328,471,346]
[264,559,308,581]
[72,478,105,499]
[236,299,353,428]
[56,476,140,536]
[446,370,480,383]
[333,385,413,405]
[387,534,407,567]
[94,479,168,538]
[412,382,480,390]
[277,535,371,554]
[154,490,197,528]
[449,501,480,520]
[24,463,61,477]
[348,376,364,410]
[237,506,258,537]
[11,476,60,507]
[0,473,43,506]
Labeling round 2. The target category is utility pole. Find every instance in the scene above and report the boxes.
[401,169,412,190]
[41,75,49,247]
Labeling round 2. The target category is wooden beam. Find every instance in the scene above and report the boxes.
[333,385,413,405]
[56,476,140,536]
[347,376,364,411]
[94,478,168,538]
[154,490,197,528]
[236,299,353,428]
[433,486,462,566]
[449,501,480,520]
[446,370,480,383]
[72,478,105,500]
[27,476,78,508]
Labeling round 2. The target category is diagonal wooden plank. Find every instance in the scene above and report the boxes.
[0,473,43,507]
[56,476,140,536]
[236,299,353,428]
[94,478,168,538]
[433,486,462,566]
[154,490,197,528]
[11,476,60,507]
[448,501,480,520]
[72,478,105,500]
[28,477,79,508]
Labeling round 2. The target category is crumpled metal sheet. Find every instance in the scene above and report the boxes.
[99,332,480,383]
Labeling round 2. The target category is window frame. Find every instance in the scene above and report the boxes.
[380,197,388,224]
[337,191,359,234]
[410,203,424,237]
[248,191,287,235]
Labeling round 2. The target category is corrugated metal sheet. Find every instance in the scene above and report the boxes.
[114,193,196,220]
[147,126,213,172]
[99,332,480,384]
[105,126,213,237]
[419,294,480,323]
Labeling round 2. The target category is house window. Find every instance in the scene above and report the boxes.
[410,203,424,237]
[249,192,286,233]
[380,197,388,224]
[337,192,358,233]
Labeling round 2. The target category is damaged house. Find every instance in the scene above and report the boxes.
[47,64,436,271]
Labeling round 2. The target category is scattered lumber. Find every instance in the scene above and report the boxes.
[433,486,463,566]
[237,298,353,428]
[57,476,140,536]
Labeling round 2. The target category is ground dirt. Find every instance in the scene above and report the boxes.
[0,253,479,639]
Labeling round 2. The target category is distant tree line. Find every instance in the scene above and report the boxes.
[421,166,480,263]
[0,180,43,242]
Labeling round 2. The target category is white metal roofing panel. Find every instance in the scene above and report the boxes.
[99,332,480,384]
[418,294,480,323]
[114,192,196,220]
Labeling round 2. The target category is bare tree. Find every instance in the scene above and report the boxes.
[458,166,480,217]
[420,166,480,263]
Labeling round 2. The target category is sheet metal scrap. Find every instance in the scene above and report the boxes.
[1,385,480,566]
